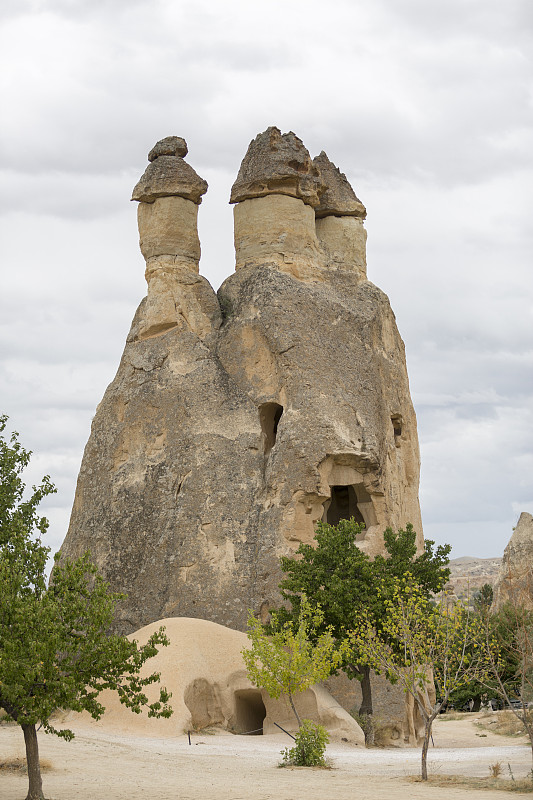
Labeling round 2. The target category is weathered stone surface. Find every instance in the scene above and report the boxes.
[138,196,201,264]
[233,195,324,279]
[493,512,533,609]
[313,151,366,219]
[61,129,423,640]
[230,126,324,207]
[132,139,208,204]
[148,136,188,161]
[315,215,367,277]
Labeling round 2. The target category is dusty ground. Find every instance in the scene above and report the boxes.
[1,714,532,800]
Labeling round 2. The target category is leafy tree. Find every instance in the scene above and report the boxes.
[481,569,533,772]
[242,596,341,729]
[351,576,493,780]
[0,416,172,800]
[473,583,494,614]
[275,519,450,732]
[445,583,519,712]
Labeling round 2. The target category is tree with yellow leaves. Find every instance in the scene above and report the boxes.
[351,575,495,780]
[242,596,341,729]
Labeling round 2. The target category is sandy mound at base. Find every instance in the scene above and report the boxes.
[67,617,364,743]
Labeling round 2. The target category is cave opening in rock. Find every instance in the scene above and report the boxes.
[391,413,402,444]
[233,689,266,734]
[259,402,283,454]
[324,485,365,527]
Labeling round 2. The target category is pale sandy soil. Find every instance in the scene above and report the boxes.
[1,715,532,800]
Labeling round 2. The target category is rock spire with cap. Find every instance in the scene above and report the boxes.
[130,136,216,340]
[132,135,208,204]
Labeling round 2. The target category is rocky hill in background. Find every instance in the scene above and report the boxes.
[447,556,501,601]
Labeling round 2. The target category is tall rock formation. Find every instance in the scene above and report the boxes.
[493,512,533,610]
[60,128,423,635]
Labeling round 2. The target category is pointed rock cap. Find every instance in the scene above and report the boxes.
[230,126,325,208]
[132,136,208,204]
[313,152,366,219]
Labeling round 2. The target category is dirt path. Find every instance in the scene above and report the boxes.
[1,716,531,800]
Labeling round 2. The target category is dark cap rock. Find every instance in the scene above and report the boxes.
[230,127,325,208]
[132,137,208,204]
[313,152,366,219]
[148,136,188,161]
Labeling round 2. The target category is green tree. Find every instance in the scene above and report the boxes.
[276,519,450,732]
[242,596,341,729]
[351,577,493,780]
[481,569,533,772]
[0,416,172,800]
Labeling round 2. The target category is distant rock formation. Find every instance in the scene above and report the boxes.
[447,556,501,603]
[493,512,533,609]
[60,128,423,636]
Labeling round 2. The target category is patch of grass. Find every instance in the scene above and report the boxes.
[409,774,533,793]
[476,711,530,738]
[436,711,472,722]
[0,758,53,774]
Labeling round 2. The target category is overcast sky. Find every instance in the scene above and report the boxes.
[1,0,531,562]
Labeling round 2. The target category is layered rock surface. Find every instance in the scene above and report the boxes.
[60,129,423,635]
[493,512,533,609]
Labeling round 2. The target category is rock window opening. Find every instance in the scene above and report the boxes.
[233,689,266,734]
[259,402,283,455]
[391,414,402,446]
[324,485,365,527]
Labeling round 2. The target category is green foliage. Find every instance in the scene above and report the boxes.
[242,596,341,727]
[351,576,495,779]
[352,578,491,706]
[280,719,329,767]
[0,416,172,798]
[474,583,494,615]
[275,519,450,711]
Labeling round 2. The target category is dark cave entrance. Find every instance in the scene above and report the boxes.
[324,485,365,527]
[259,402,283,455]
[234,689,266,735]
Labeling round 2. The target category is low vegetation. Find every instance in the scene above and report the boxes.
[411,774,533,793]
[280,719,330,767]
[476,711,531,738]
[0,757,52,774]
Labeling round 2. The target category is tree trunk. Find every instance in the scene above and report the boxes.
[22,723,45,800]
[357,665,374,746]
[359,665,373,716]
[288,692,302,728]
[420,717,435,781]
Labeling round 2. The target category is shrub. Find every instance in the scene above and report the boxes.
[281,719,329,767]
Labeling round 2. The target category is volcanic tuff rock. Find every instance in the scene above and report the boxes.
[230,126,324,207]
[313,151,366,218]
[493,512,533,610]
[60,128,423,635]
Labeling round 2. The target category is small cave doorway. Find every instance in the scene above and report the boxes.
[324,485,365,527]
[233,689,266,735]
[259,402,283,455]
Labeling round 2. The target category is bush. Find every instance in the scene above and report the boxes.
[281,719,329,767]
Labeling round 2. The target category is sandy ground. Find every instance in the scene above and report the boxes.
[1,715,532,800]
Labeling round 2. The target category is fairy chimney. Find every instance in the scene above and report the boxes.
[60,128,423,636]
